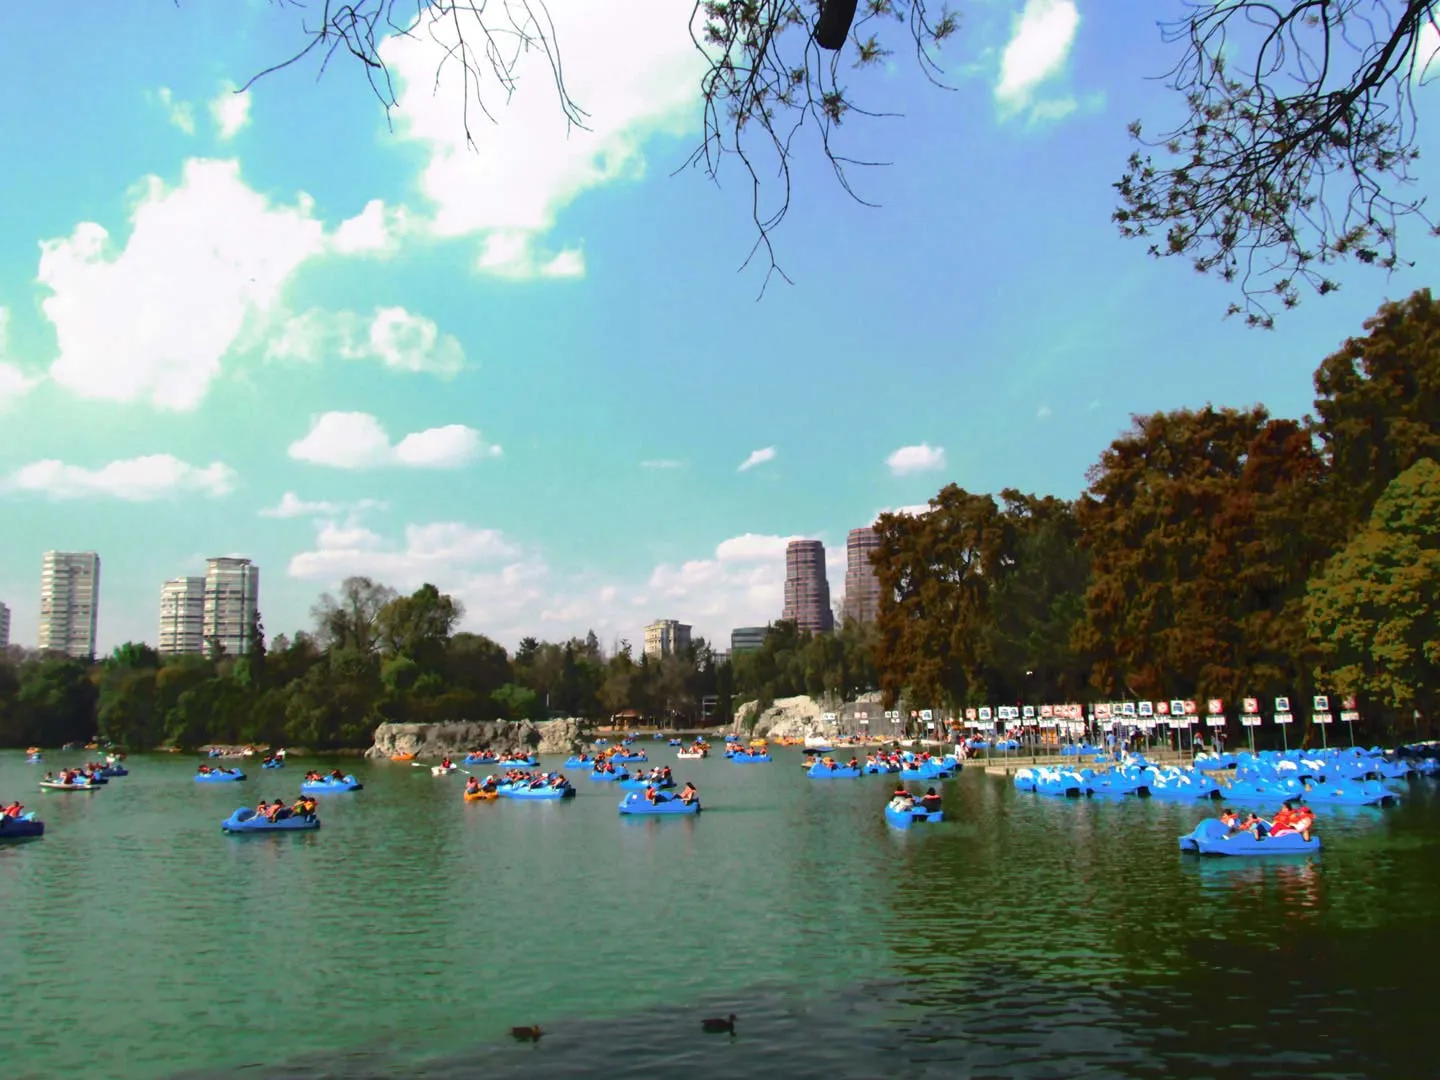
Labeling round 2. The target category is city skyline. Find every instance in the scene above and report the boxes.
[1,3,1430,654]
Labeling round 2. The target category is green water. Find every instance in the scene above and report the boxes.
[4,749,1439,1079]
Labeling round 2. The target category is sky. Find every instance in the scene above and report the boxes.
[0,1,1436,654]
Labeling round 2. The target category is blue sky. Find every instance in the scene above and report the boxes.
[0,1,1435,653]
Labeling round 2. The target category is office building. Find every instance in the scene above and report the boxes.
[841,525,884,625]
[781,539,834,634]
[0,600,9,649]
[730,626,768,654]
[38,551,101,659]
[203,557,260,657]
[158,577,206,655]
[643,618,692,659]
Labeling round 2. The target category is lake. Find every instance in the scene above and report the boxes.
[3,747,1437,1078]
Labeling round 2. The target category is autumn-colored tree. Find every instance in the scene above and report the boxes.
[872,486,1034,709]
[1306,458,1440,727]
[1313,288,1440,528]
[1076,406,1326,704]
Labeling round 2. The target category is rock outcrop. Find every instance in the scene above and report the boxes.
[367,718,587,759]
[737,692,891,739]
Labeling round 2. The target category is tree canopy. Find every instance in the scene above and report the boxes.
[227,1,1440,316]
[866,287,1440,737]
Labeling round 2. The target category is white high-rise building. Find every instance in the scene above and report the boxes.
[203,557,259,657]
[643,619,692,659]
[39,551,101,659]
[0,600,10,649]
[158,577,206,655]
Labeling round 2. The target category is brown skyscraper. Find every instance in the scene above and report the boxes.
[782,539,834,634]
[842,526,883,624]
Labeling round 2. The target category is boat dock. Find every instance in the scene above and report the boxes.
[976,749,1195,776]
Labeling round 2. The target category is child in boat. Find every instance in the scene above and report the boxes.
[1219,808,1239,832]
[679,783,698,804]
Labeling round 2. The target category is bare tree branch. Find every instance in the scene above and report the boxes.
[231,1,957,297]
[1115,1,1440,328]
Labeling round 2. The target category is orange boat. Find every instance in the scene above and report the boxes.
[390,753,416,762]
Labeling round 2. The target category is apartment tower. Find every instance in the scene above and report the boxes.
[643,619,692,659]
[158,577,206,655]
[781,539,834,634]
[39,551,101,659]
[0,600,10,649]
[841,525,884,625]
[203,557,260,657]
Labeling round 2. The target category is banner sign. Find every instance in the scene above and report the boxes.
[1205,716,1226,727]
[1314,712,1333,725]
[1241,715,1261,727]
[1340,710,1360,724]
[1274,712,1293,725]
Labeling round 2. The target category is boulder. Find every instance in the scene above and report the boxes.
[367,718,586,759]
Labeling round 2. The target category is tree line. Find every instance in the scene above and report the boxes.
[0,575,879,750]
[871,289,1440,738]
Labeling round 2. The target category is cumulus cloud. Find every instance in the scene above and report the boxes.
[738,446,776,472]
[258,491,388,519]
[379,0,705,278]
[209,83,252,140]
[329,199,414,256]
[0,308,42,409]
[885,443,947,476]
[872,504,934,523]
[38,158,326,410]
[283,520,846,647]
[2,454,236,501]
[995,0,1080,118]
[1036,403,1054,420]
[287,412,501,469]
[153,87,195,134]
[266,307,465,376]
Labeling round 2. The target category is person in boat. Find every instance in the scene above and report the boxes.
[441,756,453,769]
[644,784,660,803]
[847,757,860,770]
[919,788,942,813]
[1219,808,1239,831]
[892,784,910,799]
[3,802,23,817]
[1291,804,1315,841]
[679,782,698,804]
[254,800,271,818]
[330,768,346,781]
[198,765,212,775]
[267,799,291,821]
[464,776,482,795]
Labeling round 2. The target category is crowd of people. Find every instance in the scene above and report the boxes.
[1219,800,1315,841]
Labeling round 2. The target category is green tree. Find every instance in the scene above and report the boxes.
[1306,458,1440,725]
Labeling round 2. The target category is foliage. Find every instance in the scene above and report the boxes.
[222,2,1437,311]
[865,290,1440,733]
[1305,458,1440,718]
[1115,1,1439,327]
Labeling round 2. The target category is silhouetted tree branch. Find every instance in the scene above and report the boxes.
[1115,0,1440,328]
[231,1,956,295]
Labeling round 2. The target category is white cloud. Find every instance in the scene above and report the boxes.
[872,504,934,523]
[0,308,43,409]
[1027,97,1077,125]
[329,199,414,256]
[38,158,326,410]
[379,0,705,277]
[210,83,252,140]
[288,412,500,469]
[995,0,1080,115]
[154,87,195,134]
[1036,403,1054,420]
[266,307,465,376]
[476,233,587,280]
[2,454,236,501]
[738,446,776,472]
[885,443,947,476]
[640,459,685,470]
[714,533,805,561]
[258,491,387,519]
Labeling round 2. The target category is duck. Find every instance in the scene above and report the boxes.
[510,1025,543,1041]
[700,1014,736,1034]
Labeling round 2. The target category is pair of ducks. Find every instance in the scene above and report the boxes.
[509,1014,737,1042]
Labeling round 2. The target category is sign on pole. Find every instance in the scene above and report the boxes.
[1274,696,1291,713]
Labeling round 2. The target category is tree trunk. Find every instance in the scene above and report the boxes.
[815,0,859,50]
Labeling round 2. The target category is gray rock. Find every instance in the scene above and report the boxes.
[367,718,587,759]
